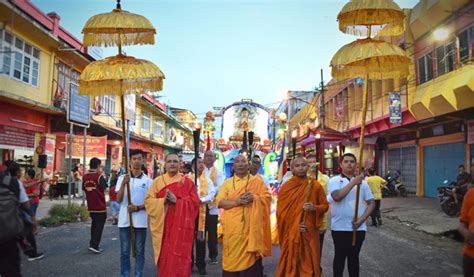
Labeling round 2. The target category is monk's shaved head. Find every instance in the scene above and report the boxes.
[165,154,180,176]
[233,154,249,178]
[291,157,308,178]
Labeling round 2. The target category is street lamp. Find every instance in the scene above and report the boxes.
[433,27,450,42]
[291,129,298,159]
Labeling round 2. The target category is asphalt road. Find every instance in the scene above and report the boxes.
[21,213,463,277]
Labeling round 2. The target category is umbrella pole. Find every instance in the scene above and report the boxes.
[121,93,137,258]
[352,73,369,246]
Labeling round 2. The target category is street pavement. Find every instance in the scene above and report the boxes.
[22,196,464,276]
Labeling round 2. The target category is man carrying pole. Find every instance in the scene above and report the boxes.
[203,150,225,265]
[116,149,153,277]
[276,157,328,276]
[327,153,374,277]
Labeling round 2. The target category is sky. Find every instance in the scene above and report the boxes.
[32,0,419,121]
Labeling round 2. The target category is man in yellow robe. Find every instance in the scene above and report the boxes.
[145,154,200,277]
[216,154,272,276]
[276,157,329,277]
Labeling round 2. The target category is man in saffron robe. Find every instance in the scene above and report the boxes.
[216,154,272,276]
[145,154,200,277]
[276,157,329,277]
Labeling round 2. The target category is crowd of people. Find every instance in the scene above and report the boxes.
[3,149,474,277]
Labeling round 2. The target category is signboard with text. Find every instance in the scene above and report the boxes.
[0,125,35,150]
[68,83,90,127]
[65,135,107,159]
[389,92,402,124]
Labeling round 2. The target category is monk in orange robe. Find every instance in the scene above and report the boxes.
[276,157,329,277]
[216,154,272,276]
[145,154,200,277]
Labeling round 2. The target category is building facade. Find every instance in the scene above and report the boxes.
[289,0,474,197]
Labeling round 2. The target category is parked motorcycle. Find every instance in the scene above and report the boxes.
[437,180,461,216]
[382,170,408,197]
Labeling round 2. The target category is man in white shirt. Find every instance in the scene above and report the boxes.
[249,155,271,191]
[327,153,375,277]
[191,156,216,275]
[116,149,153,277]
[203,150,225,265]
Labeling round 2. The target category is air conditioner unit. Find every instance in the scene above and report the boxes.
[116,119,122,128]
[149,133,155,140]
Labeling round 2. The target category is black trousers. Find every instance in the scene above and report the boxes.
[206,209,218,260]
[320,231,326,273]
[370,200,381,225]
[21,223,38,257]
[464,254,474,277]
[89,212,106,249]
[0,239,21,277]
[331,231,366,277]
[193,212,207,270]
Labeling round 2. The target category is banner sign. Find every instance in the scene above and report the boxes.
[66,135,107,159]
[125,94,136,125]
[389,92,402,124]
[335,96,345,121]
[0,125,35,150]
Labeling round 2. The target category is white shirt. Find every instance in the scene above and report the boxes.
[204,166,225,215]
[327,174,374,232]
[115,173,153,228]
[17,180,29,203]
[196,176,215,204]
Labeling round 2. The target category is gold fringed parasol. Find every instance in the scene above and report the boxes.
[82,6,156,47]
[338,0,405,37]
[332,0,409,246]
[79,0,163,258]
[78,54,165,96]
[330,38,410,80]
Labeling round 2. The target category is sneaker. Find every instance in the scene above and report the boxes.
[377,218,383,226]
[209,258,218,265]
[88,247,102,254]
[198,268,207,275]
[27,253,44,261]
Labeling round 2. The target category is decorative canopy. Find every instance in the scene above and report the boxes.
[330,38,410,80]
[82,7,156,47]
[78,54,165,96]
[337,0,406,37]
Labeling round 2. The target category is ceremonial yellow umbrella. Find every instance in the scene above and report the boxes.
[78,0,164,256]
[331,0,409,245]
[82,1,156,47]
[338,0,406,37]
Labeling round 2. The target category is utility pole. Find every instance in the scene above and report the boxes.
[320,69,326,129]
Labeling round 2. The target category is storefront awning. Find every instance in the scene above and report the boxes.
[410,64,474,120]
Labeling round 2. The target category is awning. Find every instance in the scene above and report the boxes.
[410,64,474,120]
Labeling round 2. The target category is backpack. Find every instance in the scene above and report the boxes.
[0,173,24,243]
